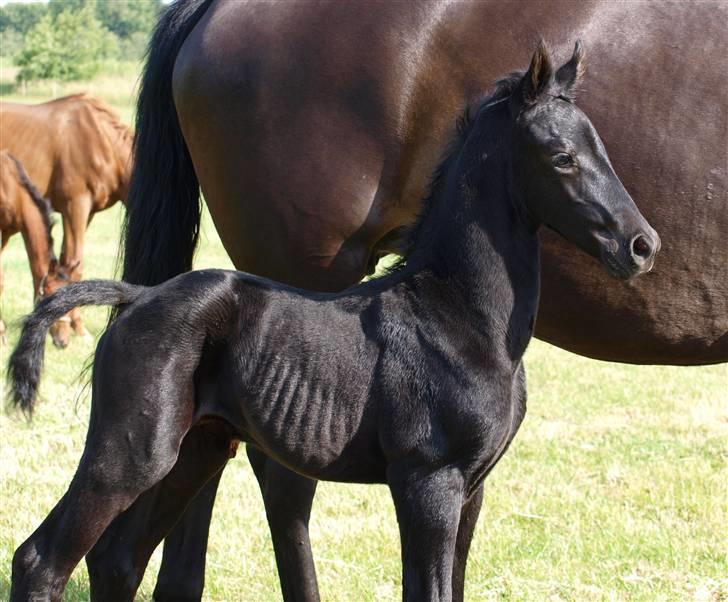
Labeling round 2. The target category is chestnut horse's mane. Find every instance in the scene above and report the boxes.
[55,93,133,148]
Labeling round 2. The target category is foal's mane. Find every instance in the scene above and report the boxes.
[9,153,57,263]
[386,73,523,273]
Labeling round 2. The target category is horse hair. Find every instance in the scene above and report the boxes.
[118,0,213,291]
[8,153,57,263]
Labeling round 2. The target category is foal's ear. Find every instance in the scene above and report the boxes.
[555,40,585,94]
[522,40,553,102]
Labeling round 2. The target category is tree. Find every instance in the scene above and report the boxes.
[14,6,117,82]
[96,0,161,40]
[48,0,97,19]
[0,2,48,36]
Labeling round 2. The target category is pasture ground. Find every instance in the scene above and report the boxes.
[1,65,726,602]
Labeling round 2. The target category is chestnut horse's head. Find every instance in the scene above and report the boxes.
[510,41,660,279]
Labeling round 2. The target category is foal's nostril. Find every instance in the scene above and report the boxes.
[631,235,652,261]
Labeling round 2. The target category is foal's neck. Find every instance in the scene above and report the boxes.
[412,106,541,361]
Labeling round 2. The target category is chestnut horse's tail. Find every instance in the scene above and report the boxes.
[9,153,57,259]
[120,0,213,287]
[7,281,145,416]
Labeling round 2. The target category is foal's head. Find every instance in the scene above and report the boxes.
[509,41,659,279]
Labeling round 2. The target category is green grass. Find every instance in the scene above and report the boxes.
[1,66,727,602]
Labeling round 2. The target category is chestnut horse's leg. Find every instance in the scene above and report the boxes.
[0,235,6,343]
[451,485,484,602]
[85,421,234,602]
[58,194,92,337]
[247,445,321,602]
[388,468,465,602]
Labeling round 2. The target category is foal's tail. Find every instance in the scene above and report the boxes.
[7,281,145,416]
[120,0,213,287]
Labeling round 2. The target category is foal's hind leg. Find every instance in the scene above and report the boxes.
[11,411,189,601]
[86,420,235,602]
[247,445,321,602]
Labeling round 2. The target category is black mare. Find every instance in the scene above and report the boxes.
[9,44,659,601]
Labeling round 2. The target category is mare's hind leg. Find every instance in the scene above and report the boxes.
[153,468,228,601]
[86,420,235,602]
[151,444,321,602]
[247,445,320,602]
[452,485,484,602]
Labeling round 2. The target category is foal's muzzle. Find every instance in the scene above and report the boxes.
[600,226,660,280]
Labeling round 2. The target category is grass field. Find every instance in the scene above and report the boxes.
[1,66,727,601]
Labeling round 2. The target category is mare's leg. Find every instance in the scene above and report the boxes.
[59,195,91,336]
[85,420,235,602]
[388,467,464,602]
[452,485,484,602]
[153,469,226,602]
[247,445,320,602]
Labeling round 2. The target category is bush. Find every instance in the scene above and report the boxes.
[117,30,150,62]
[0,2,48,36]
[0,28,23,59]
[14,6,117,82]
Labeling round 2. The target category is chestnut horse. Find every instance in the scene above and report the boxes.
[0,151,72,346]
[113,1,726,600]
[0,94,132,342]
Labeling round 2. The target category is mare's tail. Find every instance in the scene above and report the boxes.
[8,281,145,416]
[120,0,213,286]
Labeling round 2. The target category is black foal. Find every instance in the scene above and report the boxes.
[8,42,659,601]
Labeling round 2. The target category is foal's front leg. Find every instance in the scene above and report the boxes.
[452,485,484,602]
[388,467,465,602]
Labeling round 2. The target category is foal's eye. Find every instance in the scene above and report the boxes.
[552,153,574,168]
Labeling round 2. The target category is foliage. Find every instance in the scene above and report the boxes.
[0,28,23,59]
[14,6,117,82]
[96,0,161,40]
[48,0,96,18]
[3,0,162,77]
[0,1,47,36]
